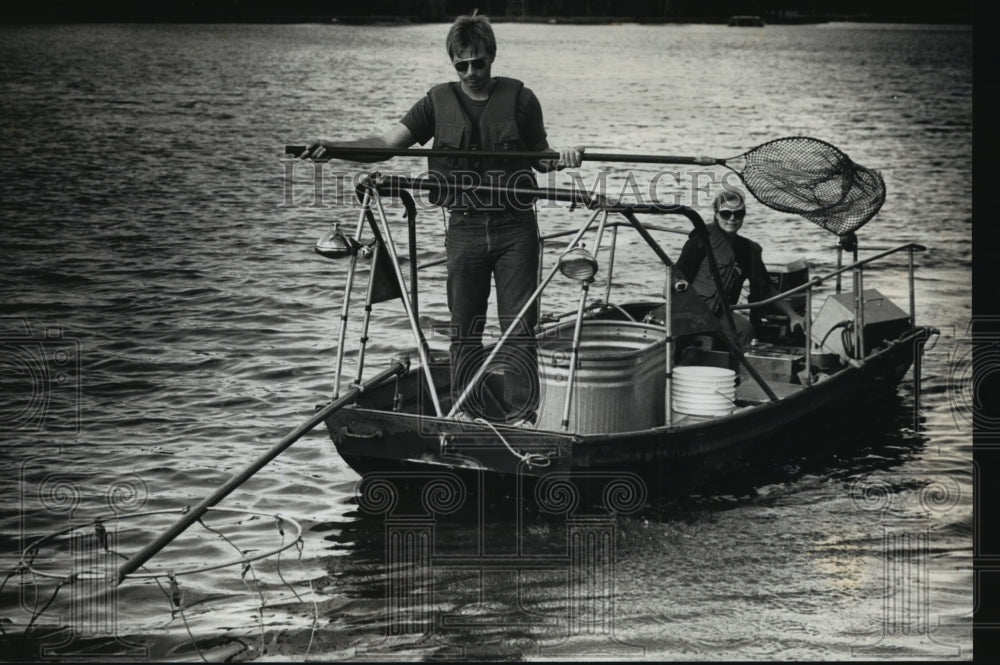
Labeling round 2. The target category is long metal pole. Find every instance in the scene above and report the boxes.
[371,192,443,416]
[804,285,813,387]
[592,209,610,262]
[857,267,866,358]
[908,246,916,330]
[115,359,408,584]
[451,267,559,417]
[408,201,419,321]
[731,243,927,314]
[332,191,370,398]
[852,269,862,359]
[908,245,921,431]
[913,334,923,433]
[852,242,860,354]
[591,209,610,306]
[603,223,619,306]
[287,145,722,166]
[354,247,380,384]
[537,235,545,318]
[450,219,598,417]
[664,264,674,426]
[560,281,592,431]
[836,246,843,294]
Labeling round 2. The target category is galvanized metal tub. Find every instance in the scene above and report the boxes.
[536,320,666,433]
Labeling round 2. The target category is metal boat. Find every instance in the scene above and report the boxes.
[313,173,937,489]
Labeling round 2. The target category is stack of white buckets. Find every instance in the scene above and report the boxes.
[671,366,737,417]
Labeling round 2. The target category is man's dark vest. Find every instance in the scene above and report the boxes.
[426,76,538,210]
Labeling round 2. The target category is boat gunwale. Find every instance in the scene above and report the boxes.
[329,324,935,446]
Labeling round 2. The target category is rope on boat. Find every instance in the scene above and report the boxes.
[473,418,552,468]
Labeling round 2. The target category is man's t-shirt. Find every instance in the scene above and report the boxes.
[400,81,549,151]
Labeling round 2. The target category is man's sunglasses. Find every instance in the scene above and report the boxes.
[454,58,487,73]
[717,209,746,221]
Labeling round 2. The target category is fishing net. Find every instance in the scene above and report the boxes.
[739,137,886,236]
[287,136,886,236]
[2,508,319,661]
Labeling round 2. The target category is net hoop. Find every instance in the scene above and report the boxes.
[18,507,304,582]
[737,135,887,236]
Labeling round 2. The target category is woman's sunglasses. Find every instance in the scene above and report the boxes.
[717,209,746,221]
[454,58,487,73]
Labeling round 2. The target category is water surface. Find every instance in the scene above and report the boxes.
[0,21,972,661]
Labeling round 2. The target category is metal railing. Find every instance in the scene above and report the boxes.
[340,174,927,427]
[731,242,927,384]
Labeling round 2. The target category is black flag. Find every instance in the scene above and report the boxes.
[367,240,403,305]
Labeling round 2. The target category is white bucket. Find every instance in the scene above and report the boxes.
[672,366,737,417]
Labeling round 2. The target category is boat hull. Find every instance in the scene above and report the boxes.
[323,326,934,489]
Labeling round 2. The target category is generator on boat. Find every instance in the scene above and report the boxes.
[810,288,911,362]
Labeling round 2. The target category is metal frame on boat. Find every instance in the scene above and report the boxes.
[315,172,937,484]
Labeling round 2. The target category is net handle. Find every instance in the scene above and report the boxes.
[287,136,885,235]
[286,136,858,165]
[285,144,724,166]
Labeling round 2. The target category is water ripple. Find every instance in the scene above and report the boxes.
[0,21,971,661]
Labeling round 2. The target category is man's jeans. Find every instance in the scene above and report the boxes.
[446,209,539,421]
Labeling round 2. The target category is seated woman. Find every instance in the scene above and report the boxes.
[676,187,806,347]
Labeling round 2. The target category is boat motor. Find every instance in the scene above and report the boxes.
[758,258,809,344]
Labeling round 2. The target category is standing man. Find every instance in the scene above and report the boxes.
[676,187,806,347]
[301,13,582,426]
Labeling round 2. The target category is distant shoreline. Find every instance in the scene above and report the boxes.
[1,13,974,26]
[325,14,972,26]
